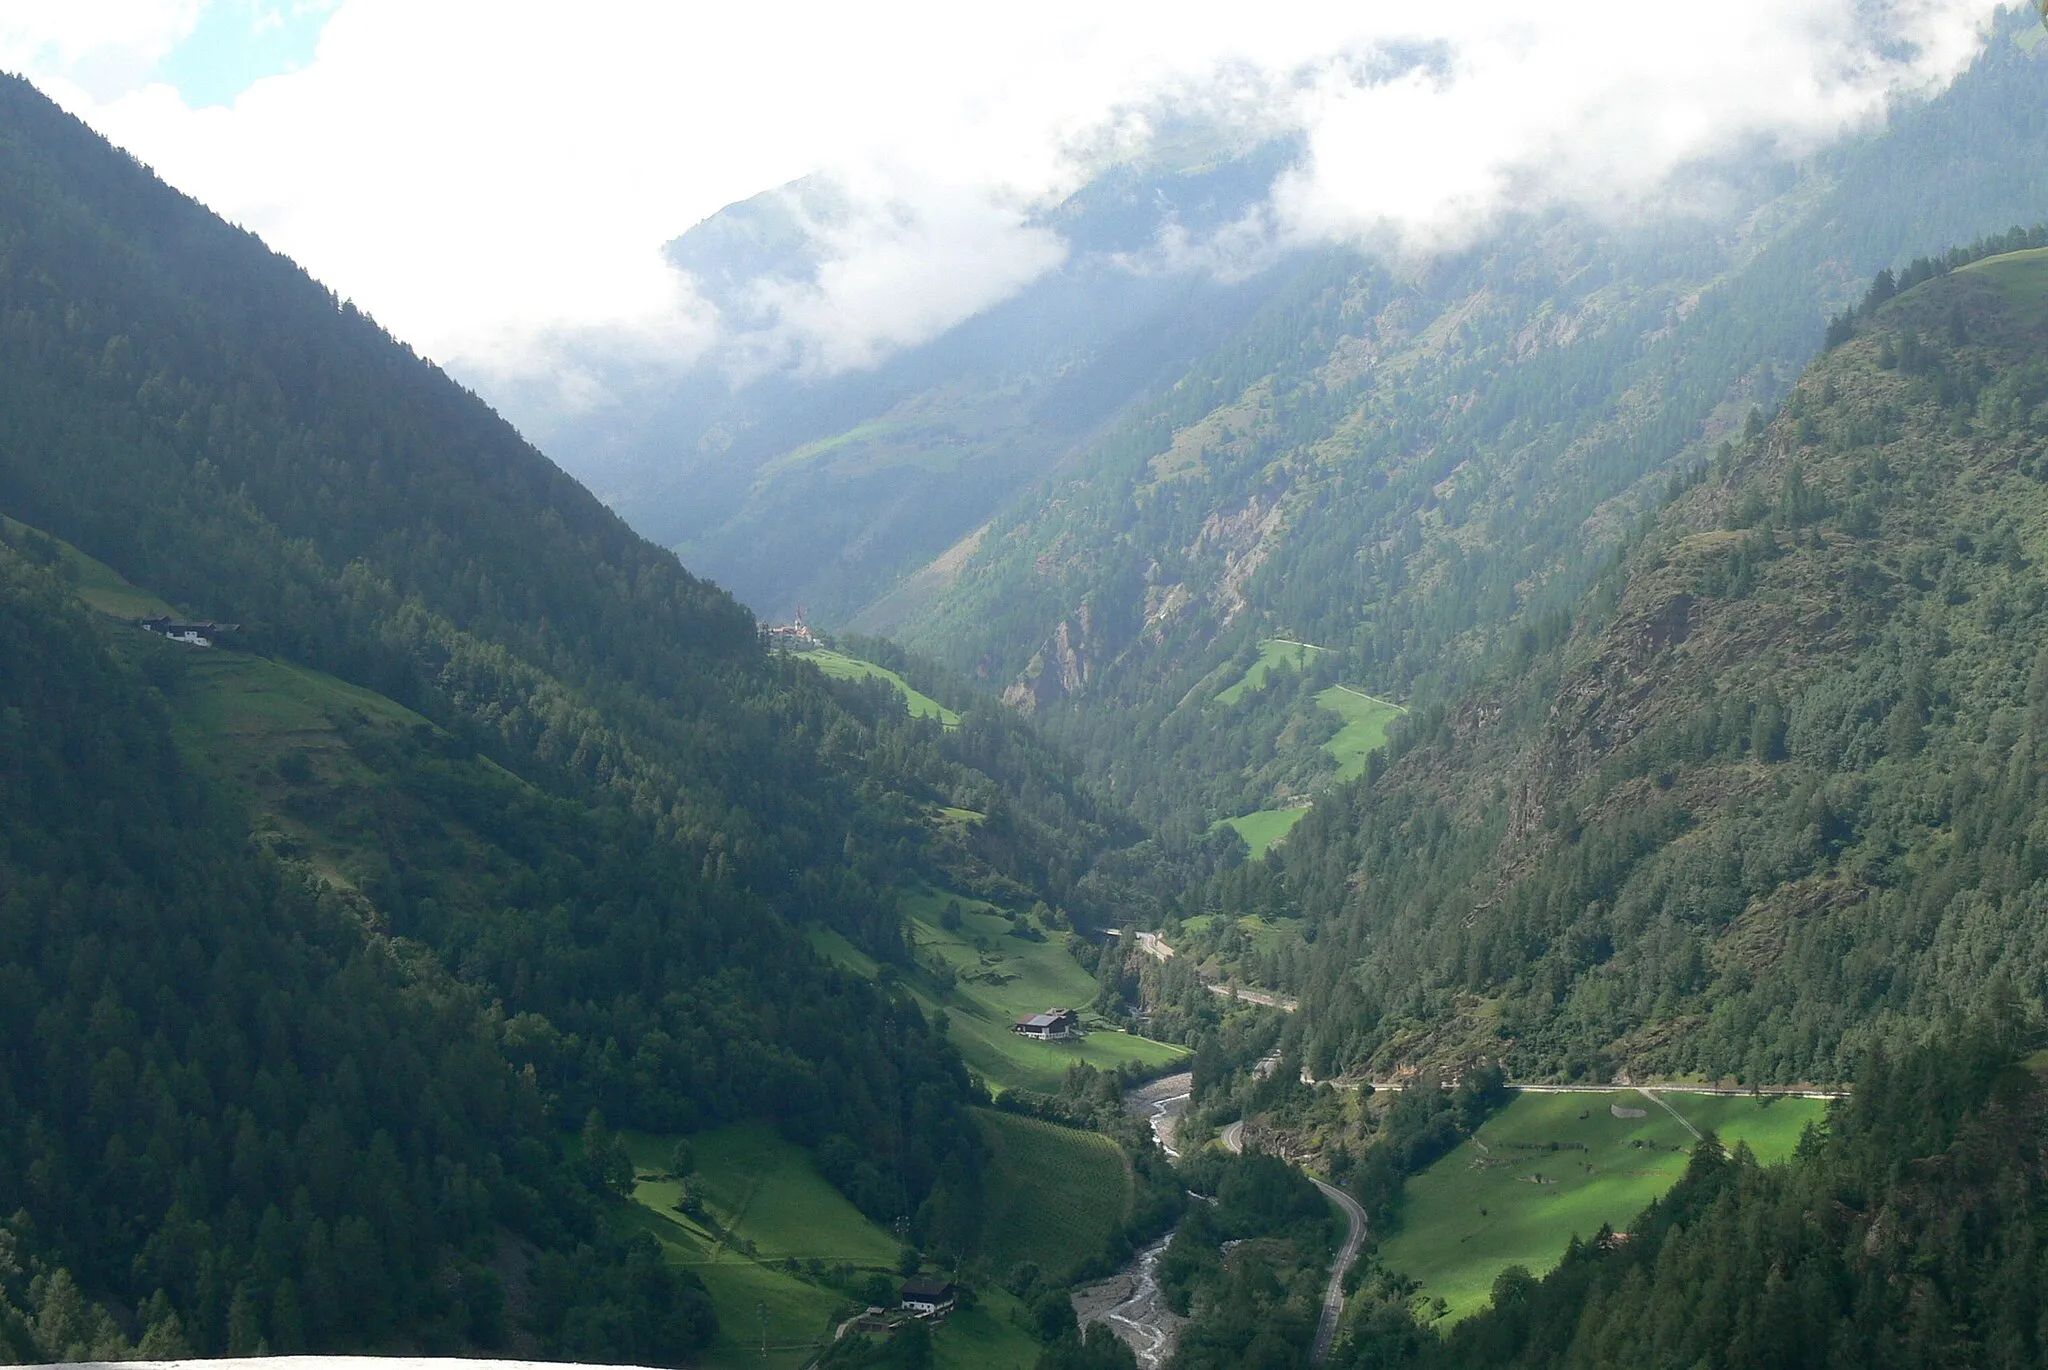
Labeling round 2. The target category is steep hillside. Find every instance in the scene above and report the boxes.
[0,542,713,1363]
[0,72,1165,1359]
[1267,245,2048,1086]
[895,16,2048,830]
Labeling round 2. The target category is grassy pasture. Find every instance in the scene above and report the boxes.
[928,1288,1039,1369]
[798,647,960,727]
[1960,245,2048,321]
[623,1122,1040,1368]
[1316,684,1404,781]
[806,894,1187,1094]
[901,893,1187,1091]
[1222,805,1310,856]
[1377,1090,1829,1323]
[629,1124,902,1266]
[619,1125,916,1367]
[1216,637,1328,705]
[2,515,175,618]
[975,1109,1132,1280]
[1212,641,1403,845]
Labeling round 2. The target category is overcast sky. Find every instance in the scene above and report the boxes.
[0,0,2010,400]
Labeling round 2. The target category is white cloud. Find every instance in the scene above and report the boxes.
[0,0,2005,398]
[705,170,1068,380]
[0,0,205,97]
[1272,0,2001,253]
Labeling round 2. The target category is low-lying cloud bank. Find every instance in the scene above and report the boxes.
[4,0,2009,399]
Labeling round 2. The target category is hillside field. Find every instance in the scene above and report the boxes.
[808,893,1187,1093]
[3,515,174,618]
[1376,1090,1829,1322]
[1215,637,1328,705]
[624,1125,1038,1369]
[798,646,960,726]
[1213,641,1404,846]
[1222,805,1311,857]
[976,1109,1133,1281]
[1316,684,1404,781]
[1961,243,2048,316]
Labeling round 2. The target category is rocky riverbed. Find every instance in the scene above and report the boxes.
[1125,1069,1193,1157]
[1066,1069,1202,1366]
[1071,1230,1185,1369]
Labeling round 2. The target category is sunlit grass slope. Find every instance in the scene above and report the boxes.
[975,1109,1132,1280]
[1223,805,1310,856]
[2,515,174,618]
[1216,637,1327,705]
[1377,1090,1829,1322]
[1959,244,2048,319]
[1316,683,1404,782]
[623,1125,1036,1369]
[798,646,960,726]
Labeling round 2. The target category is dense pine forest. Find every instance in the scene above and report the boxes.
[0,73,1139,1362]
[1261,244,2048,1086]
[0,546,713,1361]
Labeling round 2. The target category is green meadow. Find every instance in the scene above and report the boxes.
[798,646,960,726]
[1213,640,1404,846]
[624,1124,1037,1369]
[1960,244,2048,319]
[1221,805,1311,857]
[1377,1090,1830,1323]
[3,515,175,619]
[806,891,1187,1094]
[1316,683,1404,782]
[1215,637,1328,705]
[975,1109,1132,1280]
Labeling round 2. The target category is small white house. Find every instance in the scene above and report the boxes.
[137,616,237,648]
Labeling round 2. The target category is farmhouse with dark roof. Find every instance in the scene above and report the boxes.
[899,1277,956,1319]
[1012,1007,1078,1040]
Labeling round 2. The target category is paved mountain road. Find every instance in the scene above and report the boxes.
[1308,1176,1368,1364]
[1220,1119,1364,1364]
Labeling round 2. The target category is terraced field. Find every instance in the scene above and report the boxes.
[976,1109,1133,1281]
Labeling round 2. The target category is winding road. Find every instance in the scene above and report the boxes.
[1135,932,1299,1012]
[1220,1121,1366,1364]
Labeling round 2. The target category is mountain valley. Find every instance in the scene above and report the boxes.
[5,10,2048,1370]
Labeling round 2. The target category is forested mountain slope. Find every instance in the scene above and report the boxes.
[0,73,1144,1360]
[1261,245,2048,1086]
[894,15,2048,829]
[0,544,714,1363]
